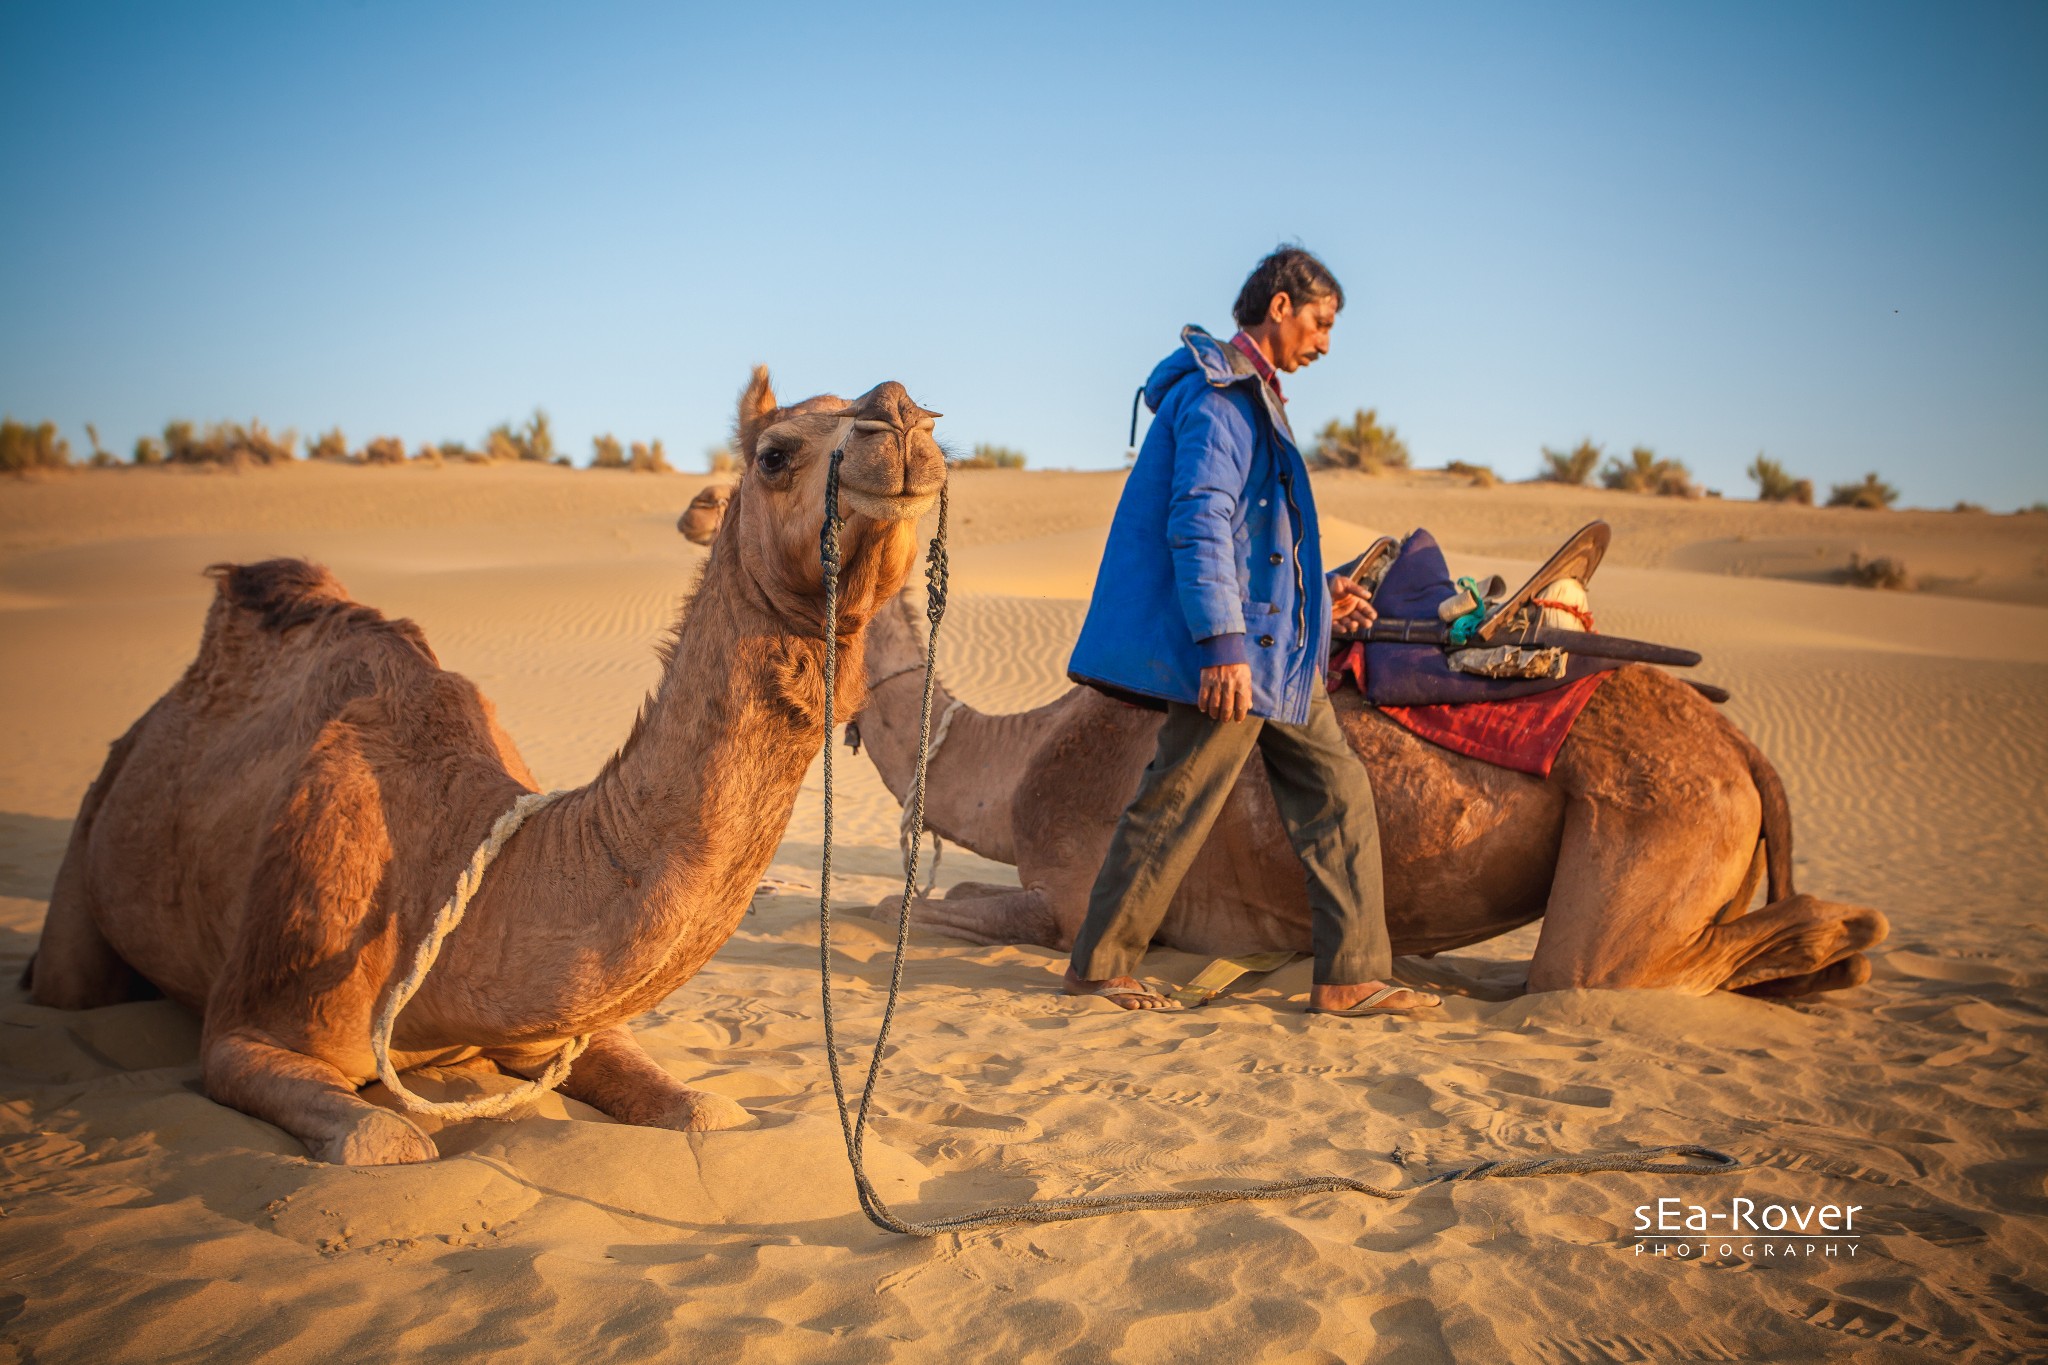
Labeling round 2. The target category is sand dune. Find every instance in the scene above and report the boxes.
[2,462,2044,1361]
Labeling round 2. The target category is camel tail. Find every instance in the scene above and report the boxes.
[1735,731,1795,901]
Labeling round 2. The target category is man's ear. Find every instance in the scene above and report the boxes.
[735,365,778,458]
[1267,291,1295,325]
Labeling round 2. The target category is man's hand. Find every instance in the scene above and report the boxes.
[1330,576,1378,635]
[1198,662,1254,723]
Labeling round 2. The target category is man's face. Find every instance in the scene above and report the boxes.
[1269,291,1339,372]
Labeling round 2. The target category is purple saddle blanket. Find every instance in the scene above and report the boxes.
[1363,529,1613,707]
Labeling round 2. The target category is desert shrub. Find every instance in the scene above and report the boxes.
[133,435,164,466]
[164,419,295,466]
[1952,501,1986,514]
[305,427,349,462]
[1602,445,1694,496]
[1747,455,1813,505]
[361,436,406,465]
[1539,440,1600,485]
[0,418,71,472]
[1312,410,1409,472]
[435,440,474,463]
[1847,553,1911,590]
[412,442,444,466]
[483,425,522,462]
[706,446,738,475]
[84,423,113,464]
[2023,501,2048,515]
[1444,460,1496,488]
[629,439,671,473]
[1827,472,1898,510]
[953,443,1028,470]
[592,434,626,469]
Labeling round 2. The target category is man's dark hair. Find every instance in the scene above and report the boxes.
[1232,246,1345,329]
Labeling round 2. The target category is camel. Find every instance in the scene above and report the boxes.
[678,484,730,546]
[848,592,1887,998]
[27,367,946,1165]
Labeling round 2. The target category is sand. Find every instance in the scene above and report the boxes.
[1,461,2044,1362]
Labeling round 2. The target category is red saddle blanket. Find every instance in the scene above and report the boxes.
[1328,642,1609,778]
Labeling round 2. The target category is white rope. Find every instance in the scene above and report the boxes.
[898,698,964,894]
[370,788,593,1119]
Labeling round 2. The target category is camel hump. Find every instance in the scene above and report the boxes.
[204,559,359,633]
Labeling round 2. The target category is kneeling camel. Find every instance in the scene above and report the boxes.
[29,369,945,1164]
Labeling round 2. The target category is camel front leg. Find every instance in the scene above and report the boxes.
[522,1026,750,1133]
[204,1024,437,1165]
[873,883,1067,947]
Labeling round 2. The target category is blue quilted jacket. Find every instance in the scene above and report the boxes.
[1067,326,1331,725]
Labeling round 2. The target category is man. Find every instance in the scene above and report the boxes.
[1062,246,1438,1017]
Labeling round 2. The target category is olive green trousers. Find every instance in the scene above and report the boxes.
[1069,679,1391,987]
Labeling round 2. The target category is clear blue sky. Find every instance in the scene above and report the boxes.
[3,2,2043,506]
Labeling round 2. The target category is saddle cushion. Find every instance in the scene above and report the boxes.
[1362,529,1613,706]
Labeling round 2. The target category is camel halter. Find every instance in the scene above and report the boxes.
[812,450,1739,1237]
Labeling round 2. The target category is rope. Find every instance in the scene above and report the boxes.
[1531,596,1597,632]
[815,455,1739,1236]
[370,787,593,1119]
[898,698,964,894]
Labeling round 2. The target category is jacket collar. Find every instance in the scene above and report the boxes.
[1180,325,1296,447]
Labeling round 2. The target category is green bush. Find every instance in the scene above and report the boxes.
[1602,445,1694,497]
[1827,472,1899,510]
[0,418,72,473]
[953,443,1028,470]
[1311,410,1408,472]
[1747,455,1813,504]
[1539,440,1601,485]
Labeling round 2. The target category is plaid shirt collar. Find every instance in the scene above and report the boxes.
[1228,330,1284,403]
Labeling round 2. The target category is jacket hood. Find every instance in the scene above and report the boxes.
[1143,325,1256,412]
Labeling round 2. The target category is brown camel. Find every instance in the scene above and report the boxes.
[28,368,946,1165]
[849,592,1887,998]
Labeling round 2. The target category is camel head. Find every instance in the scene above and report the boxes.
[717,365,946,633]
[677,484,730,546]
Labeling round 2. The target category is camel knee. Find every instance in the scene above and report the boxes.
[204,1024,433,1165]
[550,1027,750,1132]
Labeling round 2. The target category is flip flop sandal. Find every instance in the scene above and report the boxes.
[1307,984,1443,1018]
[1170,951,1301,1007]
[1093,983,1183,1010]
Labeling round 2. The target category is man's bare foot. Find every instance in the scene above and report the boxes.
[1309,980,1442,1015]
[1061,967,1182,1011]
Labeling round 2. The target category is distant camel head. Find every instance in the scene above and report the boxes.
[717,365,946,632]
[677,484,730,545]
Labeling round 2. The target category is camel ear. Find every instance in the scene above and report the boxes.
[736,365,777,457]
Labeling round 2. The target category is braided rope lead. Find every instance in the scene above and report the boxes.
[371,787,593,1119]
[815,456,1739,1236]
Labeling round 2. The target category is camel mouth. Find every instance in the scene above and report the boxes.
[839,484,941,524]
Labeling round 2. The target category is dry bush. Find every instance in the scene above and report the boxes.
[480,412,554,463]
[412,443,444,466]
[483,427,522,463]
[1827,472,1899,509]
[133,435,164,466]
[1,418,72,473]
[1602,445,1695,496]
[706,446,738,475]
[629,439,671,473]
[592,434,626,469]
[1747,455,1813,504]
[305,428,350,463]
[952,443,1027,470]
[1312,410,1409,472]
[1847,553,1912,590]
[1952,501,1986,514]
[1444,460,1496,488]
[164,419,296,466]
[1539,440,1601,485]
[361,436,406,465]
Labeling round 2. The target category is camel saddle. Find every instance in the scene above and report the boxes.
[1341,523,1618,707]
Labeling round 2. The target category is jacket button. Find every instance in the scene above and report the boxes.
[1258,634,1275,648]
[1269,552,1283,565]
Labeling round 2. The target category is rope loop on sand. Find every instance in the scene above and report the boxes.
[370,787,592,1119]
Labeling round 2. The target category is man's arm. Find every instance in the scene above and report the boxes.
[1166,390,1256,720]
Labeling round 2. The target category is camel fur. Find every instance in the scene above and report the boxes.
[28,368,947,1165]
[850,592,1886,998]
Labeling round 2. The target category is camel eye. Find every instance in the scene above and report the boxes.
[757,445,791,475]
